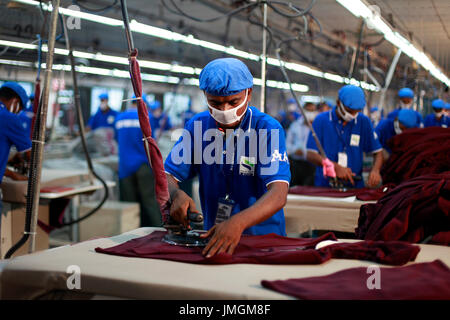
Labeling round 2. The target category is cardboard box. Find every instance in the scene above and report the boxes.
[78,201,140,241]
[0,202,50,259]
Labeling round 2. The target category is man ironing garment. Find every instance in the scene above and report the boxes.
[164,58,290,258]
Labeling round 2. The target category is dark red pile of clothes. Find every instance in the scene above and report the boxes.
[261,260,450,300]
[382,127,450,184]
[289,185,395,201]
[356,172,450,245]
[95,230,419,266]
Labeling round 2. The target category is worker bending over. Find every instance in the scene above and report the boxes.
[424,99,449,128]
[306,85,383,189]
[164,58,290,257]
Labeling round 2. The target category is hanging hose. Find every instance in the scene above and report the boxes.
[119,0,171,223]
[5,0,61,259]
[58,14,109,227]
[348,20,366,79]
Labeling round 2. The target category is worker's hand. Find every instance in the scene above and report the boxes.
[4,169,28,181]
[333,163,355,185]
[367,169,382,188]
[200,216,244,258]
[169,189,198,228]
[294,149,304,157]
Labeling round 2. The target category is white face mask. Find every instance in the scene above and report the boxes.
[394,120,403,135]
[304,111,318,122]
[8,99,21,114]
[399,101,413,109]
[207,89,248,125]
[337,102,357,122]
[100,101,108,111]
[435,110,445,118]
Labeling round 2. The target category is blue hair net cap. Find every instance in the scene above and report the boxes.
[199,58,253,96]
[445,102,450,110]
[149,100,161,110]
[99,92,109,100]
[398,109,418,128]
[398,88,414,99]
[287,98,296,104]
[370,106,379,112]
[431,99,445,109]
[338,85,366,110]
[1,82,28,108]
[29,93,35,100]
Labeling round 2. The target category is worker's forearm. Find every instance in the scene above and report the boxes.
[166,173,180,200]
[306,150,324,167]
[372,151,383,171]
[231,182,288,231]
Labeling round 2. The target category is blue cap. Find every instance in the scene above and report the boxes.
[29,93,35,100]
[99,92,109,100]
[338,85,366,110]
[1,82,28,108]
[287,98,296,104]
[370,106,379,112]
[199,58,253,96]
[431,99,445,109]
[398,88,414,99]
[397,109,418,128]
[445,102,450,110]
[149,100,161,110]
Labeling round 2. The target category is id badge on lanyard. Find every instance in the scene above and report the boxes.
[215,195,235,225]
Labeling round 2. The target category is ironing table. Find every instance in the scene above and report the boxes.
[284,194,375,235]
[1,227,449,300]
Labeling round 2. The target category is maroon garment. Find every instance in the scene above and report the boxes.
[356,172,450,245]
[95,231,419,266]
[289,185,395,201]
[128,49,170,223]
[382,127,450,185]
[261,260,450,300]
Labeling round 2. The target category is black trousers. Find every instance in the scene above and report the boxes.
[288,156,316,187]
[119,164,162,227]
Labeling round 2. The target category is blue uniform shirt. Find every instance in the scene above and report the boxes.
[88,108,118,130]
[387,108,423,127]
[164,106,291,236]
[19,106,34,136]
[114,109,150,179]
[374,118,396,153]
[150,113,172,138]
[307,107,382,188]
[424,114,449,128]
[0,103,32,182]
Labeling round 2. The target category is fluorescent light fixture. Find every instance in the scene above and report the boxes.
[336,0,450,87]
[11,0,378,91]
[0,58,309,92]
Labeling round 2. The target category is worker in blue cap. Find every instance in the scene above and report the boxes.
[114,93,161,227]
[424,99,449,128]
[375,109,419,156]
[148,100,172,139]
[306,84,383,188]
[164,58,290,258]
[0,82,32,210]
[18,92,36,136]
[369,106,382,126]
[387,87,423,127]
[86,92,118,131]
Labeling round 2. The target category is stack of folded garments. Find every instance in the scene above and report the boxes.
[382,127,450,184]
[356,172,450,245]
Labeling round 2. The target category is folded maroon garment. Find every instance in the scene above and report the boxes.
[356,172,450,245]
[289,185,395,201]
[95,231,419,266]
[261,260,450,300]
[382,127,450,185]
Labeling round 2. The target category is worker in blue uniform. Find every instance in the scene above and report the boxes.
[387,87,423,127]
[19,92,35,137]
[306,85,383,189]
[375,109,419,157]
[164,58,291,257]
[149,100,172,139]
[0,82,32,212]
[424,99,449,128]
[87,93,118,131]
[114,97,161,227]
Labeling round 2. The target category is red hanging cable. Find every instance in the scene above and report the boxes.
[128,49,170,223]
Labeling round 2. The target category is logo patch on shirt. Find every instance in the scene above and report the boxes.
[350,134,360,147]
[239,156,256,176]
[107,115,115,124]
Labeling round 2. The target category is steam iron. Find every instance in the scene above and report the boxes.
[329,175,362,191]
[163,211,209,247]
